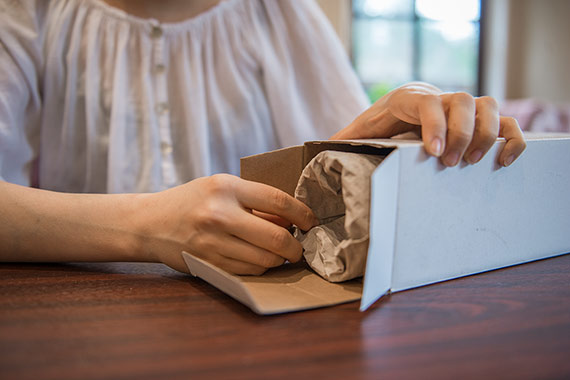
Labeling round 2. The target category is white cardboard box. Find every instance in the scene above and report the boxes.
[183,134,570,314]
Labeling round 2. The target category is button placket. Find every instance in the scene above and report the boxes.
[151,25,163,39]
[150,21,176,188]
[155,64,166,74]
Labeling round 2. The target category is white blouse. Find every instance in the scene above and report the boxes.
[0,0,369,193]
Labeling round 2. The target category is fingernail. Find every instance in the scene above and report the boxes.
[431,137,443,156]
[503,155,515,167]
[443,151,460,167]
[468,150,483,164]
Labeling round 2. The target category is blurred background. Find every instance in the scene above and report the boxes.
[316,0,570,132]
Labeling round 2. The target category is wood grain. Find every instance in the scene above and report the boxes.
[1,255,569,380]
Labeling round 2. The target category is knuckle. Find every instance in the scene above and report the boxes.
[502,116,518,127]
[477,96,499,111]
[303,208,315,227]
[193,234,217,254]
[451,129,473,145]
[451,92,475,110]
[206,173,234,195]
[259,253,282,268]
[505,116,520,130]
[270,228,291,252]
[452,91,475,107]
[420,93,442,107]
[477,129,498,146]
[258,254,273,268]
[291,243,303,263]
[271,190,291,213]
[196,203,228,230]
[500,116,525,138]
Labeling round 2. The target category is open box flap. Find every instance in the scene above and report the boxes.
[239,139,400,196]
[360,148,400,311]
[182,252,362,315]
[240,145,304,196]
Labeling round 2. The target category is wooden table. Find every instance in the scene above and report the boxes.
[1,254,569,380]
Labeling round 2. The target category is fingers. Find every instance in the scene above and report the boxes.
[417,94,447,157]
[236,180,318,231]
[228,211,304,263]
[464,96,500,164]
[439,92,476,166]
[499,116,526,166]
[252,210,292,229]
[222,234,286,268]
[190,175,312,272]
[224,178,310,263]
[234,183,306,262]
[191,204,297,273]
[194,233,285,274]
[421,93,514,167]
[361,84,525,166]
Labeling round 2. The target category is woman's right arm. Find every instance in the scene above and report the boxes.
[0,180,148,266]
[0,175,318,274]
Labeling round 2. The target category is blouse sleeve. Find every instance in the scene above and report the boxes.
[250,0,370,147]
[0,0,45,185]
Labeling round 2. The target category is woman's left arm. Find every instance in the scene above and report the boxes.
[331,82,526,167]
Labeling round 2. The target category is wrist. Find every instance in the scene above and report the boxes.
[128,189,192,272]
[125,192,160,263]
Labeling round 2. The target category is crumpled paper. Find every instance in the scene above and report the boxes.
[294,151,384,282]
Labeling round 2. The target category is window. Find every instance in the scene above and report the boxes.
[352,0,483,102]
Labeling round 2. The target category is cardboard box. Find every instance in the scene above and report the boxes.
[183,134,570,314]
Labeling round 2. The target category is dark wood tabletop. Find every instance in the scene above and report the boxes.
[1,253,569,380]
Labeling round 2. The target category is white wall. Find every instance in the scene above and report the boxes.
[315,0,351,54]
[505,0,570,103]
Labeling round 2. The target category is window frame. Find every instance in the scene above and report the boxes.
[351,0,486,97]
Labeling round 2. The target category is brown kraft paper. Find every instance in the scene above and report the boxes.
[294,151,385,282]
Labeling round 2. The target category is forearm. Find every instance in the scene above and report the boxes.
[0,181,148,263]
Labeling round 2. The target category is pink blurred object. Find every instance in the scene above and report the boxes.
[500,98,570,133]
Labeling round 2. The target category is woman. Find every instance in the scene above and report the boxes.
[0,0,525,274]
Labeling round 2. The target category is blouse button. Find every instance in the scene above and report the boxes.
[161,141,173,155]
[155,64,166,74]
[156,102,169,115]
[151,25,163,38]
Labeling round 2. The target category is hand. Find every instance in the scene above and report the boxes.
[332,82,526,167]
[134,174,318,275]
